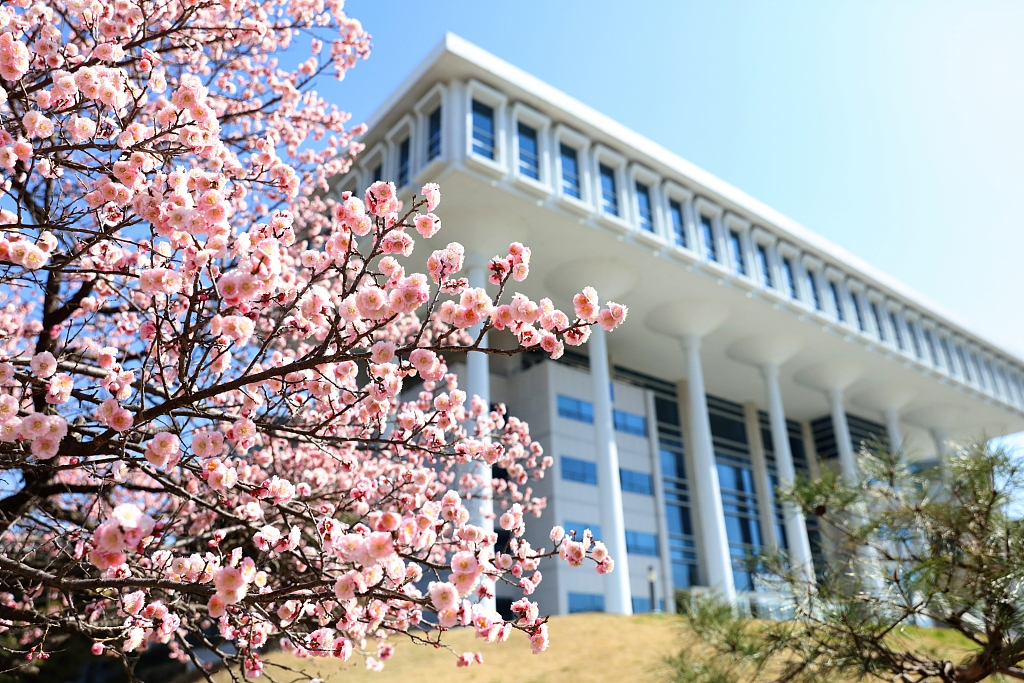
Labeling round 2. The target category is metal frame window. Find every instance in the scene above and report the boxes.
[517,122,540,180]
[599,163,618,216]
[780,256,797,299]
[564,521,601,540]
[636,182,654,232]
[668,199,686,248]
[427,106,442,161]
[625,530,659,556]
[656,394,699,589]
[396,136,411,188]
[620,468,653,495]
[561,456,597,485]
[568,592,605,613]
[827,280,845,323]
[471,99,495,159]
[755,243,773,288]
[559,144,582,199]
[727,230,746,275]
[557,395,594,423]
[613,409,647,436]
[699,214,717,262]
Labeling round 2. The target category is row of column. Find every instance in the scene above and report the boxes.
[461,272,943,613]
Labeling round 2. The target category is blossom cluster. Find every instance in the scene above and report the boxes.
[0,1,627,679]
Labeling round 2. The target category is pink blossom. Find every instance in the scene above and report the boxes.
[421,183,441,211]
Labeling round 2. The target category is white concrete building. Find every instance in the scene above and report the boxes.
[334,34,1024,617]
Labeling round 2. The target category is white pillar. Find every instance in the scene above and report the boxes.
[466,260,494,610]
[589,324,632,614]
[761,364,815,583]
[883,409,903,454]
[682,334,736,603]
[828,388,858,485]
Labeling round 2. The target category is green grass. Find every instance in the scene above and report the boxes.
[223,613,977,683]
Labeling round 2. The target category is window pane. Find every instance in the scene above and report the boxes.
[669,200,686,247]
[568,592,605,613]
[889,311,906,351]
[471,99,495,159]
[728,230,745,275]
[599,163,618,216]
[559,144,581,198]
[397,137,411,188]
[625,530,659,556]
[805,270,820,310]
[427,106,442,161]
[850,293,864,331]
[372,163,383,184]
[613,409,647,436]
[700,215,717,261]
[636,182,653,232]
[620,468,653,495]
[562,456,598,485]
[828,281,844,321]
[756,244,772,288]
[557,395,594,423]
[781,257,796,298]
[565,521,600,540]
[517,122,539,180]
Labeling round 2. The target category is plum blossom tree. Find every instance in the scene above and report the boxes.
[0,1,628,680]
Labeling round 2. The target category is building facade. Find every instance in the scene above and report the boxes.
[334,34,1024,616]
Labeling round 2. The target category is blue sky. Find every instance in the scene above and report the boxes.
[331,0,1024,362]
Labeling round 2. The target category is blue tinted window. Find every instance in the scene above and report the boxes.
[562,456,597,485]
[626,530,659,556]
[636,182,653,231]
[669,200,686,247]
[560,144,581,198]
[700,214,717,261]
[805,270,820,310]
[517,122,539,180]
[613,409,646,436]
[599,164,618,216]
[620,468,653,495]
[850,293,864,331]
[728,230,745,275]
[557,395,593,423]
[372,163,383,184]
[397,137,411,188]
[564,521,600,540]
[427,106,442,161]
[781,257,796,298]
[665,504,693,536]
[889,311,906,351]
[756,244,772,288]
[471,100,495,159]
[828,281,844,321]
[568,592,604,613]
[632,597,663,613]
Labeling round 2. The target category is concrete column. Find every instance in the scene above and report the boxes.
[644,390,674,613]
[466,260,494,610]
[744,402,779,549]
[931,428,950,457]
[588,324,632,614]
[761,364,815,583]
[682,334,736,602]
[883,409,903,454]
[828,388,858,485]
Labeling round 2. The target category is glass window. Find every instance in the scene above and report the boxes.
[699,214,717,261]
[909,321,923,359]
[397,137,411,188]
[889,311,906,351]
[427,106,442,161]
[557,395,593,423]
[850,292,864,331]
[728,230,745,275]
[568,593,605,613]
[669,200,686,247]
[805,269,820,310]
[371,163,383,184]
[517,122,539,180]
[828,281,844,322]
[559,144,581,198]
[620,468,653,495]
[471,99,495,159]
[925,328,941,368]
[755,244,772,288]
[613,409,647,436]
[564,521,600,540]
[636,182,653,232]
[599,163,618,216]
[561,456,597,485]
[781,257,796,298]
[625,530,659,556]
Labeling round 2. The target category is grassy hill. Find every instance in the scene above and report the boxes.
[233,612,975,683]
